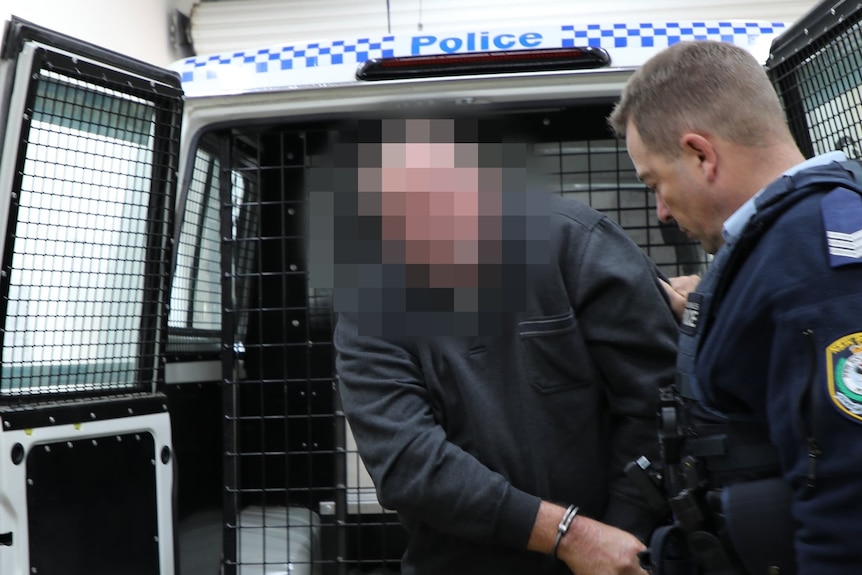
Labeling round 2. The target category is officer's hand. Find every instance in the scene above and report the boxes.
[557,514,648,575]
[660,274,700,321]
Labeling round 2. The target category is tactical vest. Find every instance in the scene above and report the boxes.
[645,161,862,575]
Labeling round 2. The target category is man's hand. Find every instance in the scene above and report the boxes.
[528,502,648,575]
[660,274,700,321]
[557,514,648,575]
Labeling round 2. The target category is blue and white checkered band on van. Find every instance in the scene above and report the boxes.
[179,37,396,82]
[561,22,785,49]
[173,21,787,91]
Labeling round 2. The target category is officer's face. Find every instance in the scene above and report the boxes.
[626,122,725,254]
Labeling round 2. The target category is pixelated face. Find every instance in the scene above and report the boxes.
[357,119,503,288]
[311,116,548,335]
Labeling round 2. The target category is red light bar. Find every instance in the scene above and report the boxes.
[355,46,611,81]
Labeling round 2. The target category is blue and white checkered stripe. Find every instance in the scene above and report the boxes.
[178,36,396,83]
[173,21,787,96]
[561,21,785,49]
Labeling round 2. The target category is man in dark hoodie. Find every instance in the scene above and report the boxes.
[331,117,678,575]
[609,40,862,575]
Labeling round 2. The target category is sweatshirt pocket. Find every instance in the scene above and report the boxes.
[518,309,595,394]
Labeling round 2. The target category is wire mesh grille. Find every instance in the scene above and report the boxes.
[768,11,862,160]
[217,127,398,575]
[534,137,706,276]
[211,108,706,574]
[171,147,222,345]
[170,142,260,357]
[0,64,175,399]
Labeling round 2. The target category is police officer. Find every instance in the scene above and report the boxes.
[609,40,862,575]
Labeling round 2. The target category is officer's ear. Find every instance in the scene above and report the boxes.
[679,133,718,182]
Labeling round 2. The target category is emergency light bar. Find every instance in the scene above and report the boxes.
[355,46,611,81]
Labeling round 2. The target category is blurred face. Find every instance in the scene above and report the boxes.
[358,135,503,288]
[625,122,725,254]
[379,141,480,265]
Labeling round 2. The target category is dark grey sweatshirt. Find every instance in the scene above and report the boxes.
[334,197,678,574]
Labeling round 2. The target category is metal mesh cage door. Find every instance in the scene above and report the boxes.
[767,1,862,161]
[220,128,336,575]
[0,26,181,402]
[0,17,183,575]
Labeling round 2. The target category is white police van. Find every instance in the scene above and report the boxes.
[0,2,854,574]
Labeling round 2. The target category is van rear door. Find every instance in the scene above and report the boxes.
[0,16,182,575]
[767,0,862,160]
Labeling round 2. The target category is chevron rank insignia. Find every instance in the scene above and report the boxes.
[823,188,862,268]
[826,332,862,423]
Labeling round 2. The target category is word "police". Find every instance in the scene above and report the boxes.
[412,32,543,54]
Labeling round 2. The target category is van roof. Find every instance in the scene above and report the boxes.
[170,20,787,98]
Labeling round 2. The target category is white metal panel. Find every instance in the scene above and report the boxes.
[0,411,175,575]
[189,0,821,57]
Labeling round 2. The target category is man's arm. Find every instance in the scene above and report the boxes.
[336,314,651,574]
[528,501,647,575]
[560,212,679,541]
[334,313,541,549]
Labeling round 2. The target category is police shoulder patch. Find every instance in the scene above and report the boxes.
[826,332,862,423]
[822,188,862,268]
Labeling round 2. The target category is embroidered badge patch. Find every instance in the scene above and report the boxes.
[822,188,862,269]
[679,293,703,337]
[826,332,862,423]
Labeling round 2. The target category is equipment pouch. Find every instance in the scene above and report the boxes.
[720,477,797,575]
[642,523,698,575]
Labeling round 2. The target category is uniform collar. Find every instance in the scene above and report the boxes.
[722,151,847,245]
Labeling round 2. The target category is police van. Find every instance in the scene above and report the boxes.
[0,1,855,574]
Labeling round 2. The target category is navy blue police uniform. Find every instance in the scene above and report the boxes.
[657,155,862,575]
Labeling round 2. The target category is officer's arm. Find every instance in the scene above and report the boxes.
[660,274,701,321]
